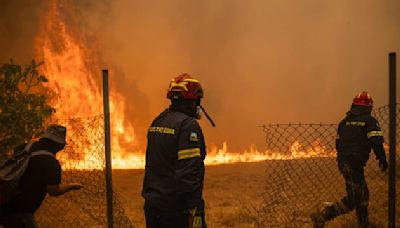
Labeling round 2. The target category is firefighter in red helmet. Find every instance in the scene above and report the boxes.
[142,73,207,228]
[311,91,388,228]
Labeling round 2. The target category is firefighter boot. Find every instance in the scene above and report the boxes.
[311,201,350,228]
[310,212,325,228]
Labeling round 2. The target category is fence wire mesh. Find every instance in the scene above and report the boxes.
[35,115,134,228]
[260,105,399,227]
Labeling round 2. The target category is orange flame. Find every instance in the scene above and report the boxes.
[100,140,336,170]
[205,140,335,166]
[34,0,335,170]
[35,0,137,170]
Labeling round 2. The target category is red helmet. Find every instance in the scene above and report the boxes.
[352,91,373,107]
[167,73,204,100]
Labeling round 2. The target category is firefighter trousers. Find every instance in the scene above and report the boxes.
[321,160,370,227]
[144,203,206,228]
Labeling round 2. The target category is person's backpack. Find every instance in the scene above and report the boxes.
[0,142,54,204]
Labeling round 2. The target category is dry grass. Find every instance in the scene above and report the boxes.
[36,170,132,228]
[260,158,397,228]
[35,160,399,227]
[112,162,267,228]
[112,160,399,228]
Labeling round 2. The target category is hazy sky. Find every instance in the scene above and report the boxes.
[1,0,399,151]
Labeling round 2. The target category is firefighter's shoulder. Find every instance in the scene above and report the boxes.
[177,119,203,160]
[180,117,201,131]
[364,115,381,129]
[167,110,195,123]
[342,115,369,127]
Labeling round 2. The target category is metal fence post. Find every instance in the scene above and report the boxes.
[388,52,396,228]
[103,69,114,228]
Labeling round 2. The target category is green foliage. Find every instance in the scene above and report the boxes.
[0,59,55,153]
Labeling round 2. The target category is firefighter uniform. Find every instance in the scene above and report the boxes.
[143,73,210,228]
[334,110,385,222]
[143,108,206,210]
[142,108,207,228]
[311,92,388,228]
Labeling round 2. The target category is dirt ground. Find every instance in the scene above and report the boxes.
[112,160,399,228]
[35,160,398,227]
[113,162,267,228]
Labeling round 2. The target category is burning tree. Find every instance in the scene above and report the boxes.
[0,60,54,154]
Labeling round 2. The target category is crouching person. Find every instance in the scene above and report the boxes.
[0,124,83,228]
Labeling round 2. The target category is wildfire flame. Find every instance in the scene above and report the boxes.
[35,0,137,170]
[34,0,335,170]
[205,141,335,166]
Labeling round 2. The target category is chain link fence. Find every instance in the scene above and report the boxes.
[35,115,134,228]
[26,108,398,227]
[260,105,399,227]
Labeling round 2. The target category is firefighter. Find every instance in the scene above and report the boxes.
[311,91,388,228]
[142,73,207,228]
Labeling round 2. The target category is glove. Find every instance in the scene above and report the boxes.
[379,158,388,172]
[188,207,203,228]
[188,215,202,228]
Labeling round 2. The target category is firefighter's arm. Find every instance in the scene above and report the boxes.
[47,183,84,197]
[335,123,343,152]
[175,148,204,210]
[366,117,388,171]
[176,156,204,228]
[176,119,205,225]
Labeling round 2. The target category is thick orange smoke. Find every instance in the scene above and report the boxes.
[1,0,399,169]
[31,0,340,170]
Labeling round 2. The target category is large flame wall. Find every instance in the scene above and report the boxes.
[35,0,141,169]
[26,0,399,169]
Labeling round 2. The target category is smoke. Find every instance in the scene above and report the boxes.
[0,0,45,63]
[101,0,400,151]
[1,0,399,151]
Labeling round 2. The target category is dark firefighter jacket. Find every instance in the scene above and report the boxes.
[142,108,206,213]
[336,106,386,165]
